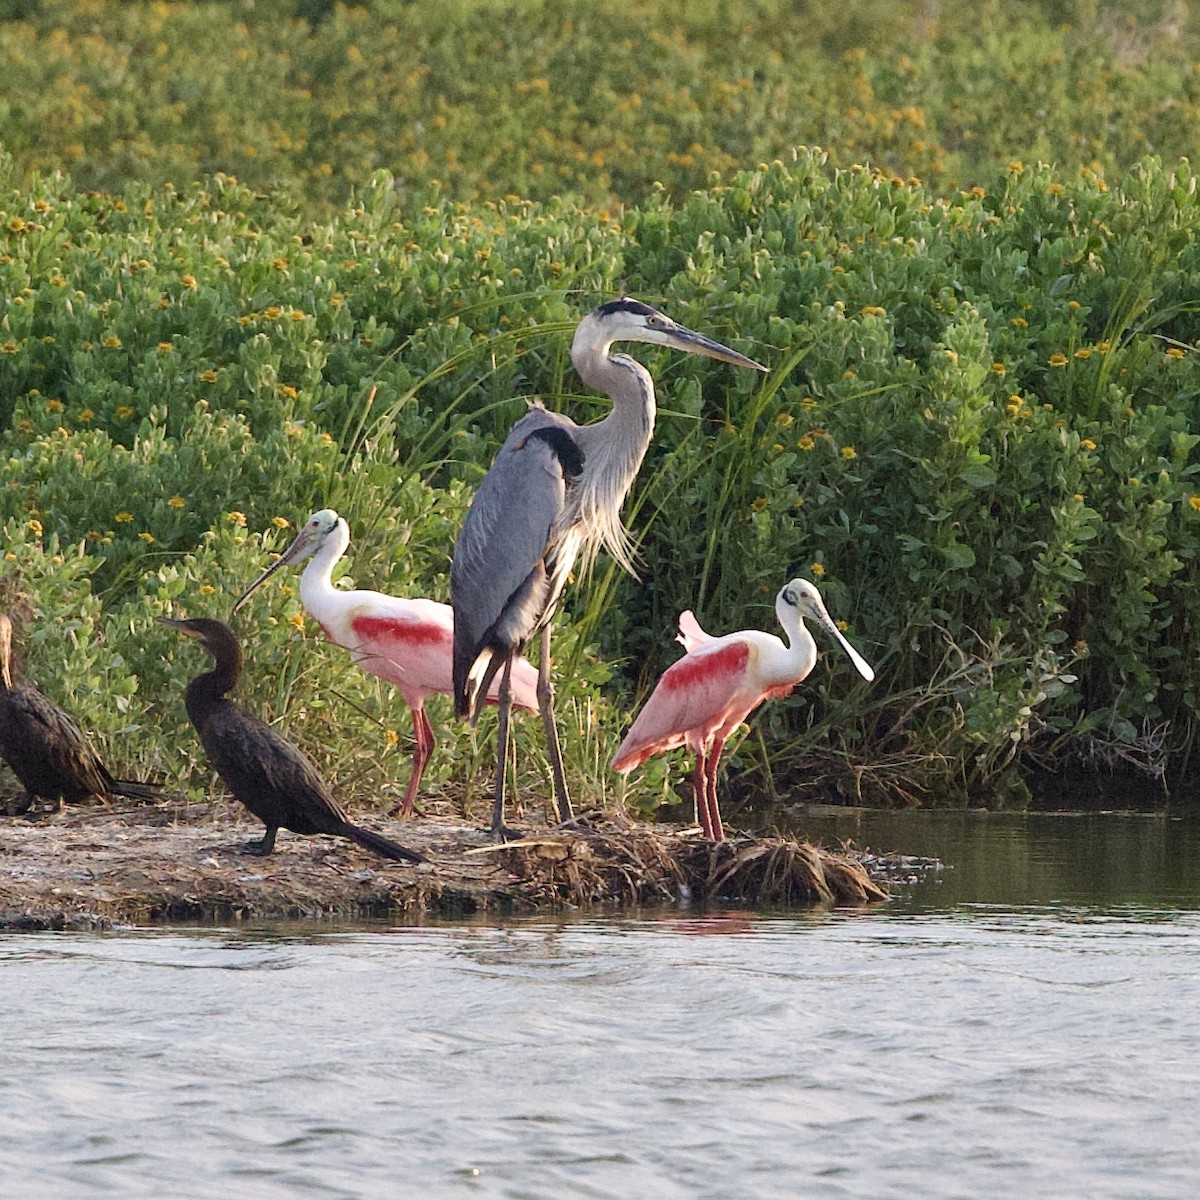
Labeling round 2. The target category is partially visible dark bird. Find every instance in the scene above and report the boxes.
[0,612,161,816]
[159,616,425,864]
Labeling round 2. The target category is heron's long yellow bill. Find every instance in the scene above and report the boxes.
[665,325,768,372]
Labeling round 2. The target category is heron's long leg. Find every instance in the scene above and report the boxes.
[491,654,515,842]
[538,625,574,824]
[391,704,435,818]
[705,737,726,842]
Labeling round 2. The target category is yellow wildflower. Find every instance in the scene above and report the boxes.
[841,445,858,460]
[277,384,299,399]
[79,409,94,423]
[1011,317,1028,328]
[386,729,400,747]
[181,274,197,289]
[46,398,64,413]
[102,336,123,349]
[1048,352,1068,367]
[798,435,815,451]
[1166,346,1186,360]
[1080,438,1097,451]
[810,562,825,579]
[168,495,186,508]
[1074,348,1091,359]
[115,405,135,419]
[1189,495,1200,512]
[138,532,155,543]
[272,516,291,529]
[27,518,43,536]
[289,612,306,632]
[157,341,174,354]
[115,512,134,523]
[200,584,216,596]
[227,511,247,527]
[199,369,218,383]
[990,362,1007,376]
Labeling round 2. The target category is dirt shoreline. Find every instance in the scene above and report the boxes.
[0,798,888,930]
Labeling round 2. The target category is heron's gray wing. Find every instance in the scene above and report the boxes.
[451,411,582,710]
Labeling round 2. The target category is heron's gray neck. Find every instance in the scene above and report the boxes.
[570,353,656,576]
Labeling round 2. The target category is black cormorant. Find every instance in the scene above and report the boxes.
[0,612,161,815]
[159,616,425,864]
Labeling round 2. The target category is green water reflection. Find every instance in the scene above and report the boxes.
[780,808,1200,912]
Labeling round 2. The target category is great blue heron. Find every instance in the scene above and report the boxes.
[451,297,768,840]
[234,508,539,818]
[612,579,875,841]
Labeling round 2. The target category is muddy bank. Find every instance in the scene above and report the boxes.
[0,798,888,930]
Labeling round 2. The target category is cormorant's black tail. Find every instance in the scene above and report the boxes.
[108,779,163,801]
[343,822,426,865]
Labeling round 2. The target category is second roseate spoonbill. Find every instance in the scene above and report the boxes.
[234,509,539,818]
[612,579,875,842]
[452,298,768,841]
[159,616,425,864]
[0,612,161,815]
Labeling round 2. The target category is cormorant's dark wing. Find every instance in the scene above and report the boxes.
[0,686,112,801]
[197,701,350,836]
[451,409,584,718]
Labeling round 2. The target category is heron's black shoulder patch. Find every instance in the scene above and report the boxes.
[527,426,585,478]
[593,297,659,320]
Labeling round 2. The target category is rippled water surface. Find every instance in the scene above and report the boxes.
[2,811,1199,1199]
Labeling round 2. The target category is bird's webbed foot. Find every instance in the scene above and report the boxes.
[240,829,278,856]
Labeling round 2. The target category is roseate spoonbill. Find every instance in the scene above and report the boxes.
[612,579,874,841]
[452,298,767,840]
[234,508,539,818]
[0,612,161,815]
[160,616,424,863]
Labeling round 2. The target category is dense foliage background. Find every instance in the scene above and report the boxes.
[3,0,1200,210]
[2,0,1199,820]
